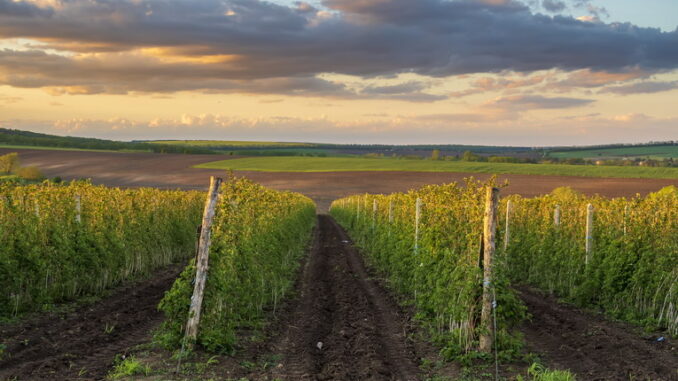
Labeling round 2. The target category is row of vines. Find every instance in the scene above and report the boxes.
[504,186,677,336]
[0,181,204,318]
[157,178,316,353]
[330,180,677,358]
[330,179,526,359]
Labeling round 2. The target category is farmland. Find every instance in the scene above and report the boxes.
[196,156,678,179]
[0,148,676,380]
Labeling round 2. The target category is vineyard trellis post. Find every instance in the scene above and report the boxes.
[414,197,422,254]
[480,187,499,353]
[503,200,511,251]
[585,203,594,264]
[554,204,560,227]
[372,199,377,230]
[388,199,394,223]
[185,176,223,347]
[75,195,81,224]
[623,204,629,236]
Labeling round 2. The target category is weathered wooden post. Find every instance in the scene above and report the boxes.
[75,195,81,223]
[503,200,511,251]
[357,197,361,220]
[585,203,594,265]
[185,176,223,347]
[414,197,422,254]
[554,204,561,227]
[372,199,377,230]
[388,199,394,223]
[623,204,629,236]
[480,187,499,353]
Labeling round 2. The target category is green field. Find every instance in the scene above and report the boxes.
[549,145,678,160]
[195,156,678,179]
[146,140,315,148]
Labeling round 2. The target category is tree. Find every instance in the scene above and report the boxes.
[0,152,20,174]
[431,149,441,160]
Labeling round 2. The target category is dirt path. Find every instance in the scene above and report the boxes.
[251,215,421,381]
[0,265,182,381]
[519,287,678,381]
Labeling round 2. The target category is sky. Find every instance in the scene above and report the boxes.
[0,0,677,146]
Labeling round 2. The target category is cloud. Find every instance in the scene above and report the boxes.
[601,81,678,95]
[487,94,595,109]
[542,0,566,13]
[0,0,675,99]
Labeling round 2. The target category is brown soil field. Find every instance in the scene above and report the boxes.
[3,148,678,212]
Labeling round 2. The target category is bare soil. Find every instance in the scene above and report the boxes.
[0,265,182,381]
[5,148,678,212]
[250,215,422,381]
[519,287,678,381]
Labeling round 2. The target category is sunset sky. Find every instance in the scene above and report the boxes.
[0,0,677,146]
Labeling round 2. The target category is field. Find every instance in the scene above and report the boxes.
[549,144,678,160]
[195,156,678,179]
[145,140,315,148]
[0,147,676,380]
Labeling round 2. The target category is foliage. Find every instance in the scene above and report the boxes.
[0,181,203,317]
[503,186,678,335]
[516,363,576,381]
[0,152,20,174]
[14,166,44,181]
[107,356,152,379]
[157,178,316,353]
[330,178,526,359]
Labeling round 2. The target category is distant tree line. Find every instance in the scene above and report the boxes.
[0,128,214,154]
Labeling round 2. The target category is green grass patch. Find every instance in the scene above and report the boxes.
[195,156,678,179]
[107,356,152,379]
[549,145,678,160]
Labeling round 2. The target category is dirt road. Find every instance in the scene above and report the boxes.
[248,215,422,381]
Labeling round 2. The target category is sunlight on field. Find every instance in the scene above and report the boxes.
[194,156,678,179]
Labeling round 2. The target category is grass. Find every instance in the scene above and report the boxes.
[146,140,315,148]
[194,156,678,179]
[107,356,152,379]
[0,144,147,153]
[549,145,678,160]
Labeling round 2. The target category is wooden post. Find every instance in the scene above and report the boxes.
[503,200,511,251]
[357,198,361,220]
[372,199,377,229]
[388,199,394,223]
[480,187,499,353]
[585,203,594,264]
[185,176,223,346]
[623,204,629,236]
[414,197,422,254]
[75,195,81,223]
[554,204,561,227]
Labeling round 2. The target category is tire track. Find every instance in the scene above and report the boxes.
[261,215,420,381]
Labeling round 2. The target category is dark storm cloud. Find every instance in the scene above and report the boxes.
[0,0,677,94]
[542,0,566,13]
